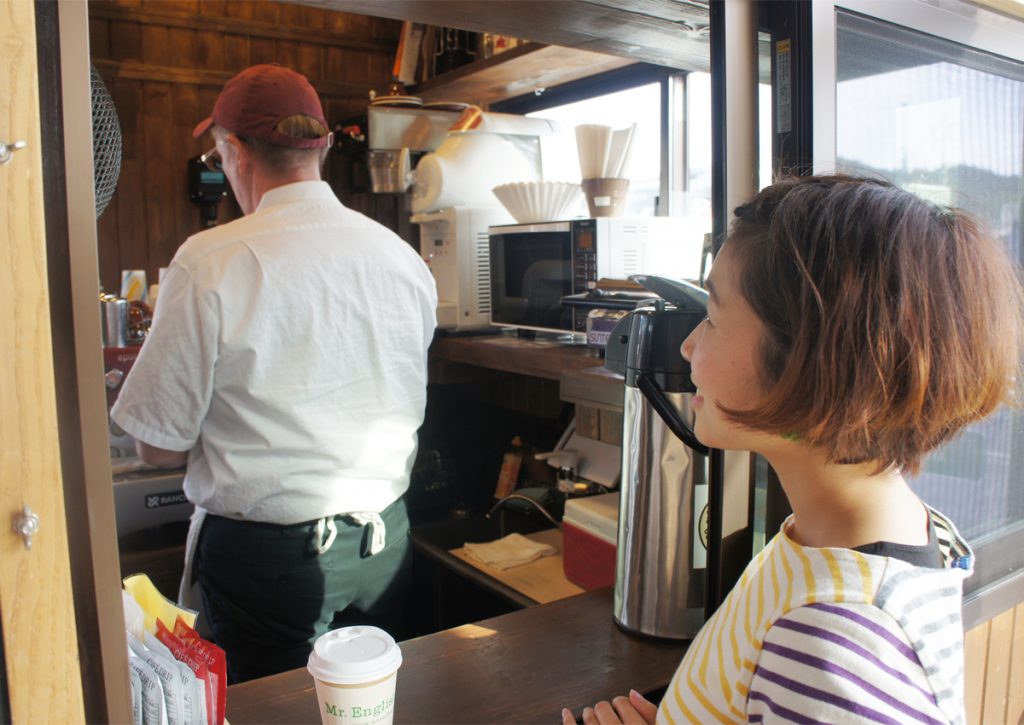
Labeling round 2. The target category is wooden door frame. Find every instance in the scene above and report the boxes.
[45,0,133,719]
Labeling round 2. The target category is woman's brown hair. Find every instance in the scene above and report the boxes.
[720,174,1024,475]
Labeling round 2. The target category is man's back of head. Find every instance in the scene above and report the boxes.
[194,64,334,207]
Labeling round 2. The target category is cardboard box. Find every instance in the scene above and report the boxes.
[562,492,619,590]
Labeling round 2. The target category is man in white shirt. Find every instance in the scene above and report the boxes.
[112,63,437,683]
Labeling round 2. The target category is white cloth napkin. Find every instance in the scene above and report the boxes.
[463,533,556,570]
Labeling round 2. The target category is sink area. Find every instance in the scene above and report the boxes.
[412,506,558,551]
[409,500,568,635]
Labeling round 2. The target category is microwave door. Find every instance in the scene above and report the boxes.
[489,229,574,332]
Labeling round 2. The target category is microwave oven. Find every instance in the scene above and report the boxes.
[488,217,703,337]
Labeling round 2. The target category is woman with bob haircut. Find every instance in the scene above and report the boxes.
[565,174,1024,725]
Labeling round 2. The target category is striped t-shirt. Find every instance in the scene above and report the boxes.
[658,507,973,724]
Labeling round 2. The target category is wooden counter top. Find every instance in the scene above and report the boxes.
[430,333,604,382]
[225,588,688,724]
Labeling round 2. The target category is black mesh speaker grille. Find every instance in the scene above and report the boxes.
[91,65,122,219]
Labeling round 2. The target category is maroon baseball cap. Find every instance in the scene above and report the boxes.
[193,64,330,149]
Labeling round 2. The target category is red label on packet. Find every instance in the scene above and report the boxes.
[173,616,227,725]
[156,620,217,725]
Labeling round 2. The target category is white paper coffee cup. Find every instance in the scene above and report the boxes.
[307,626,403,725]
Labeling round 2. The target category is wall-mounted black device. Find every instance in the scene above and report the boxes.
[188,155,228,226]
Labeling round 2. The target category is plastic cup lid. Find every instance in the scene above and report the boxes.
[307,626,403,685]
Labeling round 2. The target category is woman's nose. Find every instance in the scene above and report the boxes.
[681,327,697,361]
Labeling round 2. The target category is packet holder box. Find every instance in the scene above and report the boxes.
[562,492,619,590]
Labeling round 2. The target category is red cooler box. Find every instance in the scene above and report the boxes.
[562,492,619,590]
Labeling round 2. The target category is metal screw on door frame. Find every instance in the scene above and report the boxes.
[13,506,40,550]
[0,140,27,165]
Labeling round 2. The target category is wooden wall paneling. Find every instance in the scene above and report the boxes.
[223,33,251,70]
[223,1,255,22]
[249,36,278,66]
[327,46,368,84]
[983,606,1015,723]
[251,1,281,24]
[108,78,146,293]
[369,51,393,88]
[90,17,111,58]
[325,5,361,35]
[140,23,171,67]
[964,617,988,725]
[274,38,302,73]
[91,2,398,52]
[166,25,197,67]
[296,41,324,81]
[91,0,408,282]
[96,189,121,294]
[313,6,342,34]
[159,0,200,14]
[140,81,176,278]
[172,82,202,250]
[109,19,142,62]
[195,29,224,71]
[278,2,308,27]
[1009,603,1024,725]
[197,0,227,17]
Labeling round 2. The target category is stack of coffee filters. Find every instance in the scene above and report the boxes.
[575,123,636,217]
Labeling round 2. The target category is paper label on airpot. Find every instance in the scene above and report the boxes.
[693,482,708,570]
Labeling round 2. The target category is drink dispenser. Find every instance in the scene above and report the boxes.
[604,275,718,640]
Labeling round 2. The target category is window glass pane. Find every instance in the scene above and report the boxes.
[836,11,1024,590]
[528,83,661,216]
[685,71,773,225]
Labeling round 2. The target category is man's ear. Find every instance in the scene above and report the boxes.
[227,133,251,174]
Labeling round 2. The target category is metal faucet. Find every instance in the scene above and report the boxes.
[486,493,561,529]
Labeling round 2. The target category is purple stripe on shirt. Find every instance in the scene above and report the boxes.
[758,641,944,725]
[772,616,935,703]
[747,690,828,724]
[807,602,919,662]
[750,667,898,724]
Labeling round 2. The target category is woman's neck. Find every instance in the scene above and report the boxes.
[764,448,928,549]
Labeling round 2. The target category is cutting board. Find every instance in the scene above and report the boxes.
[449,528,585,604]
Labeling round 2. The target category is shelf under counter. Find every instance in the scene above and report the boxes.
[226,587,688,724]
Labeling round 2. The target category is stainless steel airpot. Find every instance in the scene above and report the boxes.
[604,275,719,640]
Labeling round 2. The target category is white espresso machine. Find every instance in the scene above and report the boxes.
[411,109,559,332]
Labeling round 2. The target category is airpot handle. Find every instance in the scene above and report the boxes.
[630,275,708,313]
[636,374,709,455]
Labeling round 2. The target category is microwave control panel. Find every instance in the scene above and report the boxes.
[570,220,600,331]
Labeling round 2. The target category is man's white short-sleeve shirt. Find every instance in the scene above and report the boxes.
[112,181,438,524]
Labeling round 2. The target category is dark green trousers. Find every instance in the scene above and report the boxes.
[195,496,412,684]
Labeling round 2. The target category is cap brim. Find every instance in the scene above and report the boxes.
[193,116,214,138]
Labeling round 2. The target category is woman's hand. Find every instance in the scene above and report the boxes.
[561,689,657,724]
